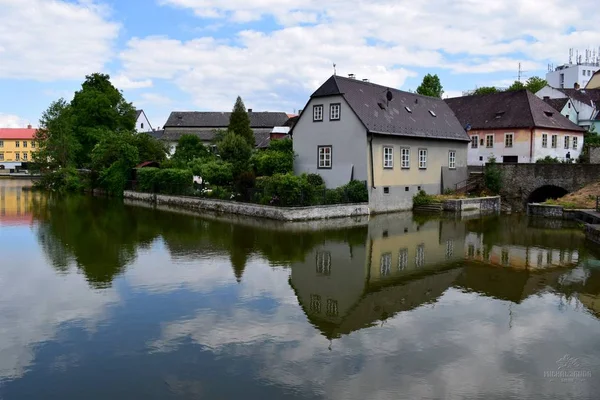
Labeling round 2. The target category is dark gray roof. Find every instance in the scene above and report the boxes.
[135,109,143,119]
[164,111,289,128]
[161,128,272,148]
[307,75,470,142]
[445,90,585,132]
[557,88,600,106]
[145,130,164,140]
[542,98,569,112]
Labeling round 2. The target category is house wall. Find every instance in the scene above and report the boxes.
[368,136,468,212]
[533,128,584,161]
[467,129,532,165]
[536,86,597,123]
[546,65,600,89]
[586,72,600,89]
[136,111,152,133]
[293,96,369,188]
[0,138,38,168]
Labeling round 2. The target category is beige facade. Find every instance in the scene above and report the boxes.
[585,71,600,89]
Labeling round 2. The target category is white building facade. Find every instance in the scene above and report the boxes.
[546,64,600,90]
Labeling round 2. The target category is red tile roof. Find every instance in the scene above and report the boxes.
[0,128,37,140]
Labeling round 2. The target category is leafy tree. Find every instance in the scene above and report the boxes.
[91,131,140,195]
[218,131,252,175]
[70,73,136,166]
[484,156,503,194]
[506,81,525,92]
[33,99,80,172]
[228,96,255,147]
[473,86,498,95]
[172,134,210,165]
[134,133,167,163]
[191,159,234,186]
[416,74,444,98]
[252,149,294,176]
[525,76,547,94]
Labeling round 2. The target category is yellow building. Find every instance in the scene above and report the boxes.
[585,70,600,89]
[0,126,38,170]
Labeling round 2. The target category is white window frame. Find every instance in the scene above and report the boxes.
[316,251,331,275]
[329,103,340,121]
[486,134,494,148]
[15,153,20,161]
[505,133,514,148]
[23,141,27,148]
[418,149,428,169]
[573,137,578,150]
[0,153,4,161]
[31,141,35,148]
[398,248,408,270]
[401,148,410,169]
[15,141,20,148]
[564,136,570,149]
[313,105,324,121]
[23,152,28,161]
[542,133,548,148]
[318,146,332,169]
[471,135,479,149]
[380,253,392,277]
[448,150,456,169]
[383,146,394,169]
[551,135,558,148]
[0,140,3,148]
[415,244,425,268]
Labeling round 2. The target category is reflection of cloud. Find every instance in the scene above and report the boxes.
[0,249,119,380]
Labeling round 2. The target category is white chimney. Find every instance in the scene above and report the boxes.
[348,74,355,79]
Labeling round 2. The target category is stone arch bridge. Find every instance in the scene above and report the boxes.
[495,164,600,212]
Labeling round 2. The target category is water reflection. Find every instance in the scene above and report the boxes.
[2,184,600,399]
[0,180,38,227]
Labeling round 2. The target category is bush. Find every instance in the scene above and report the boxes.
[136,167,159,192]
[251,150,294,176]
[413,190,436,207]
[190,159,234,187]
[484,156,502,195]
[536,156,561,164]
[218,131,252,166]
[306,173,324,187]
[36,167,84,193]
[134,168,192,194]
[268,138,293,153]
[344,180,368,203]
[325,188,344,205]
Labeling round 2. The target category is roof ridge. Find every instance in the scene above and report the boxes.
[524,90,537,127]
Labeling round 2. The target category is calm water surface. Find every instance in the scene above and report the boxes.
[1,180,600,400]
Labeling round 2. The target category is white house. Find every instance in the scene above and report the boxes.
[135,110,153,133]
[536,86,600,132]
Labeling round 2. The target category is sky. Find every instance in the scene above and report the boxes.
[1,0,600,130]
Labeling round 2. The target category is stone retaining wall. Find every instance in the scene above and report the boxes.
[123,191,370,221]
[527,204,565,218]
[443,196,501,213]
[585,225,600,245]
[590,147,600,164]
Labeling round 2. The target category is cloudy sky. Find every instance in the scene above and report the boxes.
[1,0,600,129]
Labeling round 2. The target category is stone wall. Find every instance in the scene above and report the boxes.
[443,196,501,213]
[590,147,600,164]
[586,225,600,245]
[123,191,370,221]
[527,204,565,218]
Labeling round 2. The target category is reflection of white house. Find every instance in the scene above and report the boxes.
[135,110,153,133]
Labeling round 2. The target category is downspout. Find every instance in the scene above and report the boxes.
[529,127,534,163]
[368,132,375,189]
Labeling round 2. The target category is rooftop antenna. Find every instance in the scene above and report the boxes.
[333,63,337,76]
[569,48,573,64]
[517,63,527,83]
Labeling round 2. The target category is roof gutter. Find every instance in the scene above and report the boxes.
[529,127,534,163]
[368,131,375,189]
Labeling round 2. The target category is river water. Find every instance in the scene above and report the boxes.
[1,180,600,400]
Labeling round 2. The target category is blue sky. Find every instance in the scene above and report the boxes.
[1,0,600,129]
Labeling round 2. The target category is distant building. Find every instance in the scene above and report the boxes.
[546,49,600,89]
[535,86,600,132]
[445,90,585,165]
[0,126,38,170]
[586,70,600,89]
[162,111,290,155]
[292,74,470,213]
[135,109,153,133]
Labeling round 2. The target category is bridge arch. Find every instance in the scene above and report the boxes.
[527,185,569,204]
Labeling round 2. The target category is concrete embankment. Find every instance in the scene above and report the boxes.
[528,203,600,245]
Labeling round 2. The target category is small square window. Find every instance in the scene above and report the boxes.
[417,186,421,191]
[405,187,409,192]
[383,187,390,194]
[383,230,389,238]
[330,104,340,120]
[479,156,484,161]
[313,105,324,121]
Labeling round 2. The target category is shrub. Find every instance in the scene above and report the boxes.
[134,168,192,195]
[191,159,234,187]
[484,156,502,195]
[218,131,252,165]
[325,188,344,204]
[343,180,368,203]
[413,190,436,207]
[536,156,561,164]
[235,170,256,199]
[268,138,293,153]
[36,167,84,193]
[306,173,325,187]
[136,167,159,192]
[251,150,294,176]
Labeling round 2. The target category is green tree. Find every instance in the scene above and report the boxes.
[506,81,525,91]
[172,134,210,166]
[416,74,444,98]
[70,73,136,167]
[191,159,234,186]
[484,156,503,194]
[228,96,255,147]
[525,76,547,94]
[133,133,167,163]
[218,131,253,175]
[473,86,498,95]
[91,131,140,195]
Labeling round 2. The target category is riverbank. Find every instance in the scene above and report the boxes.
[528,203,600,245]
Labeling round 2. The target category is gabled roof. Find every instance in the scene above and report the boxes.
[160,128,273,148]
[542,98,569,113]
[445,90,585,132]
[308,75,470,142]
[556,88,600,106]
[135,109,143,119]
[0,128,37,140]
[164,111,289,128]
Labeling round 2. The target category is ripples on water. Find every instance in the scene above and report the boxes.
[1,180,600,400]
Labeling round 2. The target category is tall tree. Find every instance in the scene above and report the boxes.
[506,81,525,92]
[70,73,136,167]
[473,86,498,95]
[525,76,547,94]
[416,74,444,98]
[228,96,255,147]
[172,134,210,166]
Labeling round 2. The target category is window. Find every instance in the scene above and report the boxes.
[486,135,494,148]
[23,141,27,148]
[141,123,144,129]
[329,103,340,120]
[31,141,35,148]
[542,134,548,148]
[383,187,390,194]
[471,135,479,148]
[380,253,392,277]
[551,135,558,148]
[15,141,20,148]
[418,149,427,169]
[309,295,322,313]
[505,133,514,148]
[398,248,408,270]
[0,153,3,161]
[446,240,454,259]
[468,244,475,257]
[316,251,331,276]
[313,105,323,121]
[401,148,410,169]
[564,136,570,149]
[502,249,510,266]
[448,150,456,169]
[573,137,578,150]
[23,153,27,161]
[0,140,3,148]
[326,299,339,317]
[383,146,393,168]
[15,153,20,161]
[415,244,425,268]
[318,146,332,169]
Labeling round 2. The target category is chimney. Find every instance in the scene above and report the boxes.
[27,124,32,129]
[298,109,303,114]
[543,96,550,100]
[248,108,253,113]
[574,82,580,90]
[348,74,355,79]
[362,78,369,82]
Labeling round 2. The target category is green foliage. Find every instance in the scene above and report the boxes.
[134,168,193,194]
[134,133,167,163]
[473,86,498,95]
[191,159,234,187]
[413,190,436,207]
[525,76,548,93]
[506,81,525,91]
[416,74,444,98]
[234,170,256,197]
[136,168,159,192]
[218,131,253,175]
[252,148,294,176]
[172,134,210,166]
[35,167,84,193]
[91,131,140,195]
[268,138,293,153]
[228,96,255,147]
[484,156,503,194]
[306,173,325,187]
[344,180,369,203]
[536,156,561,164]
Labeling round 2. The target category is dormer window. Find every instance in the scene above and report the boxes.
[495,111,505,119]
[429,110,436,117]
[405,106,412,113]
[330,104,340,121]
[544,111,554,117]
[313,105,323,122]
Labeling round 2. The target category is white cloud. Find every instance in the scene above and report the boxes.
[0,113,31,128]
[136,93,173,106]
[0,0,119,81]
[111,75,153,90]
